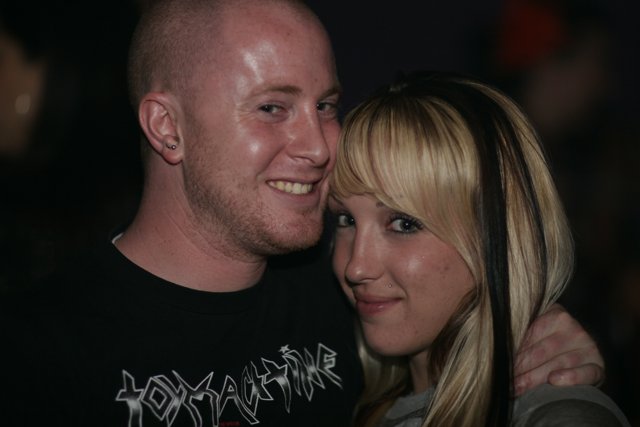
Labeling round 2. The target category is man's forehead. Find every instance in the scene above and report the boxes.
[245,83,342,99]
[212,35,339,97]
[195,1,338,97]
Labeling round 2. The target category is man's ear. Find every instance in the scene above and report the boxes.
[138,92,184,165]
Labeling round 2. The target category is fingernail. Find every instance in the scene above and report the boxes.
[549,373,566,385]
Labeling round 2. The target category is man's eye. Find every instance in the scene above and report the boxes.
[389,215,423,233]
[317,101,339,117]
[259,104,284,114]
[335,213,354,228]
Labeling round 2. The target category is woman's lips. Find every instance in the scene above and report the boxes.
[354,296,400,317]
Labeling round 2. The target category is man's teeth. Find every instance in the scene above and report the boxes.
[268,181,313,194]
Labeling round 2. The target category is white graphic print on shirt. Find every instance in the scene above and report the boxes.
[115,342,343,426]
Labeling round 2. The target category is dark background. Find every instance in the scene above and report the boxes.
[1,0,638,423]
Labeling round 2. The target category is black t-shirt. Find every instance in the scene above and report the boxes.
[1,240,362,426]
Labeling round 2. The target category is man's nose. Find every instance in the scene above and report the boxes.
[287,108,332,166]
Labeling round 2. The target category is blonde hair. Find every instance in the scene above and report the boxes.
[331,71,573,427]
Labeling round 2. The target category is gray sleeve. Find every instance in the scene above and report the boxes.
[523,399,624,427]
[512,385,631,427]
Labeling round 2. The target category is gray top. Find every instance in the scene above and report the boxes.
[376,384,630,427]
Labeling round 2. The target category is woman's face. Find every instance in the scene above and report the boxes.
[330,194,474,357]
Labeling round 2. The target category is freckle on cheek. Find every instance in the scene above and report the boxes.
[438,261,453,278]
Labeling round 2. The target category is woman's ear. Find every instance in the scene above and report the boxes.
[138,92,184,165]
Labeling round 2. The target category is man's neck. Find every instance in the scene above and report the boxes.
[114,203,267,293]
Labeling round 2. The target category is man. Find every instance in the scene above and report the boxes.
[0,0,603,426]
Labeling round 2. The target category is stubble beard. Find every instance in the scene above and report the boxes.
[184,168,325,260]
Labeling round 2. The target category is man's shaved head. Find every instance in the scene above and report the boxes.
[127,0,323,108]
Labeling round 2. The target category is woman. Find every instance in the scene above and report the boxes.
[329,71,629,426]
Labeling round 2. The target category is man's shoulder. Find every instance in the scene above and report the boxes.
[513,384,631,427]
[0,238,129,319]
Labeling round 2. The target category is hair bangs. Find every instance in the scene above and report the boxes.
[331,98,428,214]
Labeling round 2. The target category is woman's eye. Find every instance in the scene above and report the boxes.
[389,215,423,233]
[335,213,354,228]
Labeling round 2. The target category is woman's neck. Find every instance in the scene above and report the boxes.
[409,349,432,394]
